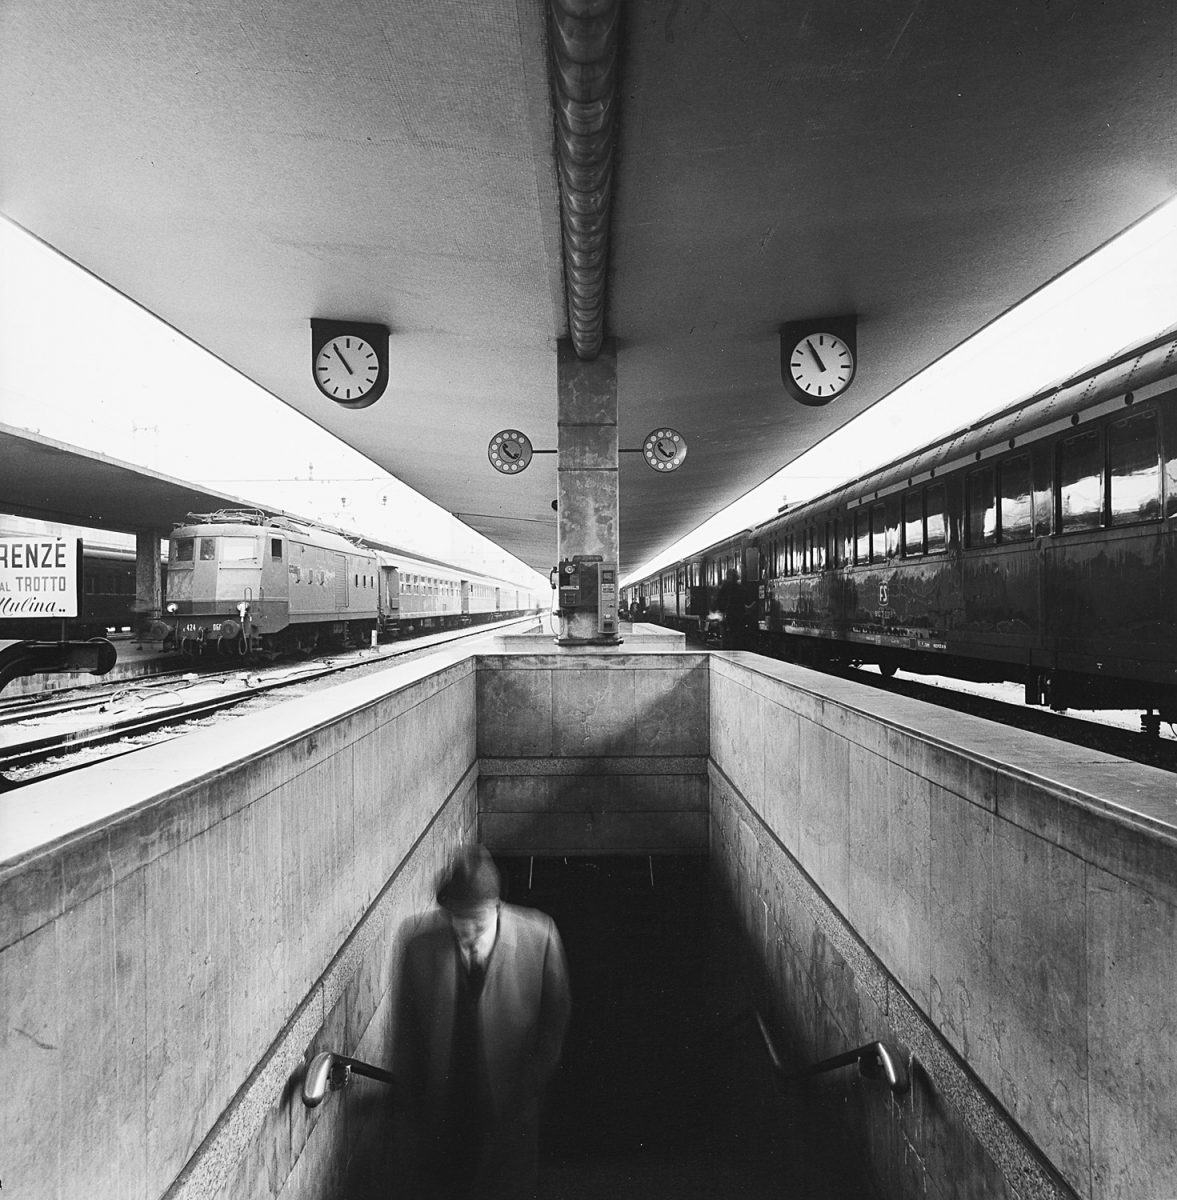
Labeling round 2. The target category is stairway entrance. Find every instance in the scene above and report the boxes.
[499,855,876,1200]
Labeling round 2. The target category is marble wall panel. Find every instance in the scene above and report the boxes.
[349,721,394,911]
[143,811,229,1194]
[760,695,801,848]
[480,809,708,855]
[1,920,63,1200]
[796,718,850,913]
[550,667,637,756]
[885,765,933,1007]
[707,670,739,781]
[846,744,891,960]
[1086,866,1177,1199]
[928,794,994,1083]
[476,662,554,756]
[480,772,707,814]
[991,822,1089,1193]
[632,662,709,754]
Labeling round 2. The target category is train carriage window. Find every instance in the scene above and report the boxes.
[925,485,947,553]
[270,538,283,560]
[966,467,997,547]
[854,510,870,565]
[869,505,886,564]
[827,521,839,569]
[999,455,1033,542]
[199,538,217,561]
[901,492,923,557]
[1109,410,1162,524]
[173,538,194,563]
[1057,429,1104,532]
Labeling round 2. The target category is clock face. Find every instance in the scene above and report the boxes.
[314,336,380,403]
[788,333,855,400]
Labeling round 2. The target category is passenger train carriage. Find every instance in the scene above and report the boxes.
[156,511,537,655]
[626,330,1177,731]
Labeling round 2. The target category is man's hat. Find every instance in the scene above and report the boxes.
[437,844,501,913]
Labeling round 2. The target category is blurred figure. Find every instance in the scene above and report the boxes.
[393,845,571,1200]
[716,569,749,649]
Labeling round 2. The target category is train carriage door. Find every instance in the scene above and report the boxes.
[382,563,400,622]
[461,579,471,616]
[332,554,348,608]
[260,534,286,614]
[744,543,761,618]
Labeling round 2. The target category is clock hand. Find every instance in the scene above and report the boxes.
[332,343,355,375]
[806,339,827,373]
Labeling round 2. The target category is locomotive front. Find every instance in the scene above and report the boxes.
[155,514,288,654]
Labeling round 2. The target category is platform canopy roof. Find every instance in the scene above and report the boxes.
[2,0,1174,577]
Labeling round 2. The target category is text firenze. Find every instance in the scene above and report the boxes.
[0,542,69,569]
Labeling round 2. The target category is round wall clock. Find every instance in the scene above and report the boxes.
[314,335,380,404]
[779,317,858,406]
[310,319,390,409]
[785,332,856,402]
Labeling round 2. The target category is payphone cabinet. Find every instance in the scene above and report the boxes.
[554,556,620,642]
[597,563,618,635]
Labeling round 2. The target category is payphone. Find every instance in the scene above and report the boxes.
[553,555,620,641]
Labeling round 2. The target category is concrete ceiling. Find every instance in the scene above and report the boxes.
[2,0,1174,578]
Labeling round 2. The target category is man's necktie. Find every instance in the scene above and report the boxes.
[468,951,486,998]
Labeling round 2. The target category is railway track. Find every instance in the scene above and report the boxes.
[0,616,540,788]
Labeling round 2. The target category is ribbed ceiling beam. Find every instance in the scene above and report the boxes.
[549,0,620,360]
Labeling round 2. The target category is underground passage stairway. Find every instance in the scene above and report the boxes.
[498,855,877,1200]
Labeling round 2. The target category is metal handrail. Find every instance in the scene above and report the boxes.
[750,1009,910,1095]
[301,1051,395,1108]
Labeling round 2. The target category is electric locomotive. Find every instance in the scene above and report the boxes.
[157,511,381,654]
[155,510,541,655]
[628,329,1177,730]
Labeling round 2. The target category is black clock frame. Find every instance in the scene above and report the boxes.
[779,315,858,407]
[310,318,391,409]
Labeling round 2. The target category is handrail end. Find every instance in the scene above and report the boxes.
[859,1041,910,1095]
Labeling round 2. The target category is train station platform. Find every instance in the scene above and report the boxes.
[1,640,1173,1200]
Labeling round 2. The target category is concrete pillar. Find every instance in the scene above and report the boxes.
[557,337,620,644]
[134,528,164,637]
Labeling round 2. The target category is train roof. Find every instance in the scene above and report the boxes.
[172,513,371,556]
[168,511,535,592]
